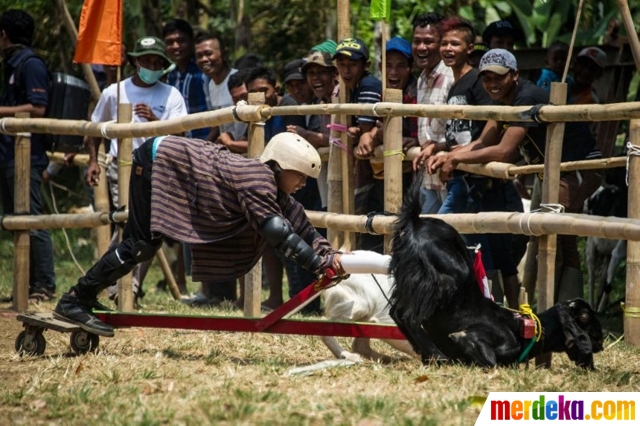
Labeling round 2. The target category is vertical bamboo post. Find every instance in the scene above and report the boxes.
[336,0,355,250]
[116,103,133,312]
[615,0,640,72]
[625,119,640,346]
[382,89,403,253]
[244,92,266,317]
[327,95,344,248]
[535,82,567,368]
[339,104,355,250]
[337,0,349,40]
[94,142,111,258]
[12,112,30,311]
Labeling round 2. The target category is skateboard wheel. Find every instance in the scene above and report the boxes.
[70,331,99,354]
[15,330,46,356]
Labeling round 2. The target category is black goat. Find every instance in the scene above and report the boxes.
[389,177,604,368]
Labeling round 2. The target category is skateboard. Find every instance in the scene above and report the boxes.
[15,312,102,356]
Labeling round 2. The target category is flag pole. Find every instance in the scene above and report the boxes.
[381,19,387,94]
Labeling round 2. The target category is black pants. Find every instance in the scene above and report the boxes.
[0,163,56,292]
[73,139,162,301]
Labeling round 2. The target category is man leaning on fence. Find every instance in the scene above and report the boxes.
[0,9,56,302]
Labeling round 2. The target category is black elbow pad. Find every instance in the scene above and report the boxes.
[261,216,322,272]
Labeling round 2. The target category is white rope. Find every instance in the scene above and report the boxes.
[540,203,565,213]
[518,204,565,236]
[100,120,116,139]
[371,102,382,117]
[626,141,640,186]
[0,118,8,134]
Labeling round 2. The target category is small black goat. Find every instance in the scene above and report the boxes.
[389,177,604,368]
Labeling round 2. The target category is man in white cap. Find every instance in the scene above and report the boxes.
[427,48,602,304]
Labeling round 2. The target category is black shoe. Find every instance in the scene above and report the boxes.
[54,293,114,337]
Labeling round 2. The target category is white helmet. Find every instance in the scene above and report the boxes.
[260,132,321,179]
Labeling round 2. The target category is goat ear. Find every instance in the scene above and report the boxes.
[557,304,594,369]
[570,299,597,325]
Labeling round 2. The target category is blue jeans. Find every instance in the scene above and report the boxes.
[443,175,495,270]
[438,176,469,214]
[419,186,444,214]
[0,163,56,292]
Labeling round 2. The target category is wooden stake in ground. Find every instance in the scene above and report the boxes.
[116,104,134,312]
[625,119,640,346]
[536,82,567,368]
[382,89,403,253]
[244,92,266,318]
[12,112,31,312]
[94,142,111,258]
[155,249,181,301]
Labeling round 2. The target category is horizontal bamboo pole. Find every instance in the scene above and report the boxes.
[4,101,640,141]
[3,208,640,243]
[1,211,128,230]
[0,105,267,140]
[51,147,625,181]
[266,102,640,123]
[305,210,640,240]
[47,151,90,167]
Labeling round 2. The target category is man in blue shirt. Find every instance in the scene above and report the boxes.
[0,9,56,300]
[163,19,209,140]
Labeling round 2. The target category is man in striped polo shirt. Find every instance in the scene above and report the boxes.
[54,133,345,336]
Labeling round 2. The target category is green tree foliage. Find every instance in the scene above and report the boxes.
[0,0,638,81]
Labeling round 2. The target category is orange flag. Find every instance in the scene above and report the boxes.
[74,0,122,65]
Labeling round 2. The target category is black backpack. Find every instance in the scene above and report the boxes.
[12,52,91,152]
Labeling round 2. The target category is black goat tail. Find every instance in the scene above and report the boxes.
[389,171,473,329]
[389,172,440,328]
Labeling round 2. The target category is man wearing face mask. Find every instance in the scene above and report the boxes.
[87,36,187,304]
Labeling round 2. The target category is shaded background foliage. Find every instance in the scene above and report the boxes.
[1,0,638,80]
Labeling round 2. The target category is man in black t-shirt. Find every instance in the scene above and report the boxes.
[428,48,601,303]
[0,10,56,301]
[413,18,523,307]
[414,17,492,215]
[333,37,383,251]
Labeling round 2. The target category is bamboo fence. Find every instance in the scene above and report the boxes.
[3,101,640,141]
[6,98,640,345]
[5,210,640,241]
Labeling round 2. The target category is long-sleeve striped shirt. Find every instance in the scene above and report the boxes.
[150,136,336,281]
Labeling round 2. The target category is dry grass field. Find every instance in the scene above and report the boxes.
[0,229,638,425]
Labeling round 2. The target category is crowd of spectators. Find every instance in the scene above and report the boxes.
[2,9,614,310]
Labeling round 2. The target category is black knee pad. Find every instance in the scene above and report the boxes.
[131,239,162,263]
